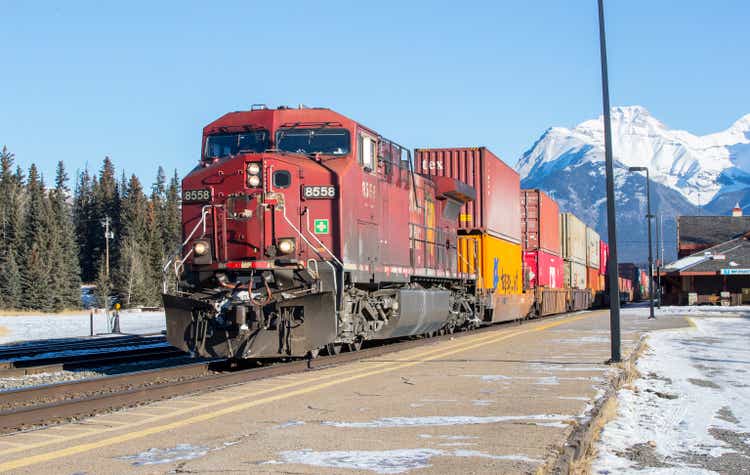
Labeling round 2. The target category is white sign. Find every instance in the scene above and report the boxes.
[720,268,750,275]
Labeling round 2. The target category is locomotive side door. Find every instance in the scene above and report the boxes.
[357,131,380,280]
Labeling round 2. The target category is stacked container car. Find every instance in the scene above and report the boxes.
[416,147,532,322]
[618,262,638,302]
[585,226,604,304]
[560,212,592,311]
[598,240,611,305]
[639,269,650,299]
[520,189,566,316]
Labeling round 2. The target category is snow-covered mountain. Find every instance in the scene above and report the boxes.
[516,106,750,263]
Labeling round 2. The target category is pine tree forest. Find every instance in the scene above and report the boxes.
[0,146,181,311]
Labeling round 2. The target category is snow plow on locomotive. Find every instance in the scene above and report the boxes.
[162,106,482,359]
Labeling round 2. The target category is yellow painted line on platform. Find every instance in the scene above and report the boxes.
[0,326,509,459]
[0,442,25,448]
[0,312,595,472]
[22,433,67,440]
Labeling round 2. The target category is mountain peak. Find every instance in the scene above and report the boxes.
[516,107,750,207]
[729,113,750,133]
[612,104,652,118]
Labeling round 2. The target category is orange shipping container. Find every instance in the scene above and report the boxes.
[587,266,603,292]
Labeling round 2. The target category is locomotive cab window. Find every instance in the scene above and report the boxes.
[204,130,269,160]
[275,128,350,155]
[273,170,292,188]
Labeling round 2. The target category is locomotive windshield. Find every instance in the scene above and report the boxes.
[204,130,270,159]
[276,127,350,155]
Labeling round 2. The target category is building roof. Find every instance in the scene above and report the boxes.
[664,235,750,274]
[678,215,750,250]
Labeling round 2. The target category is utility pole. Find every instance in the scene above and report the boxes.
[655,213,662,308]
[102,216,113,277]
[628,166,655,319]
[597,0,621,363]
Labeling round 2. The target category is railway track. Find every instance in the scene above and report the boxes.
[0,320,519,434]
[0,334,166,361]
[0,345,185,377]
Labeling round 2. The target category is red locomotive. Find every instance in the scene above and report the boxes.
[163,106,478,358]
[163,105,621,360]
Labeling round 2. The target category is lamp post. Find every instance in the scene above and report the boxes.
[656,214,662,308]
[628,166,655,319]
[598,0,621,362]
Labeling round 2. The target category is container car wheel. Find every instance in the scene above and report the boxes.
[347,338,363,352]
[325,343,343,356]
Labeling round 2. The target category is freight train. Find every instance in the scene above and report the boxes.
[162,106,629,360]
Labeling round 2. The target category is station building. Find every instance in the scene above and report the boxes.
[662,203,750,305]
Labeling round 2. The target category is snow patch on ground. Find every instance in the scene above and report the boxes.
[274,420,305,429]
[0,311,166,344]
[266,448,541,473]
[622,305,750,318]
[119,444,209,466]
[417,434,478,440]
[594,317,750,472]
[464,374,602,386]
[267,448,442,474]
[322,414,573,428]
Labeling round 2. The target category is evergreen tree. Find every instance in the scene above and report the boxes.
[162,170,182,293]
[49,161,82,309]
[149,168,167,297]
[0,147,23,308]
[91,157,120,279]
[20,165,54,310]
[115,175,155,306]
[73,168,97,281]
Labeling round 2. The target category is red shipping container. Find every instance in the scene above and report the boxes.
[523,250,564,289]
[416,147,521,243]
[599,241,609,275]
[520,189,561,255]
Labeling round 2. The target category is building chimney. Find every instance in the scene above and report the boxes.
[732,202,743,217]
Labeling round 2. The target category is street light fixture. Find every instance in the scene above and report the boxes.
[628,166,655,320]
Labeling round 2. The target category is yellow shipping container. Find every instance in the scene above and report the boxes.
[457,233,532,322]
[457,233,523,296]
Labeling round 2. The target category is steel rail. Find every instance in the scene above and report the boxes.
[0,347,185,377]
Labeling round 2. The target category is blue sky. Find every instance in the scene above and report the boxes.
[1,1,748,186]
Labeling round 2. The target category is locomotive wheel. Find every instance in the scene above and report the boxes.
[347,339,363,352]
[325,343,343,356]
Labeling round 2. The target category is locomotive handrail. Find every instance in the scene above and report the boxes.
[162,205,212,293]
[278,205,343,267]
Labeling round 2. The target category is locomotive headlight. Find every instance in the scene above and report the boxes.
[247,162,261,175]
[247,174,261,187]
[193,240,209,256]
[277,238,295,255]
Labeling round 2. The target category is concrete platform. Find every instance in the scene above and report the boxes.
[0,308,688,474]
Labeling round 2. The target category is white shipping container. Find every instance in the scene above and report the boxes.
[559,213,586,265]
[586,227,600,268]
[564,260,587,290]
